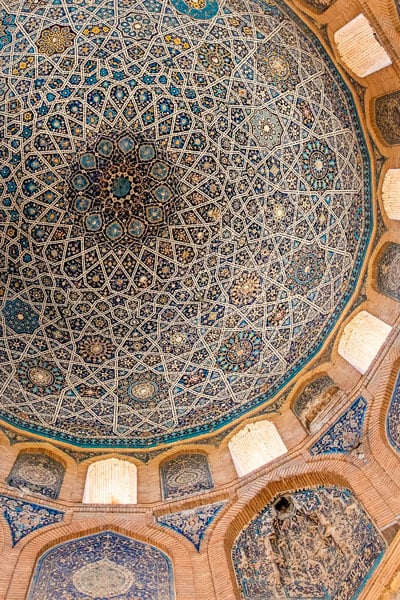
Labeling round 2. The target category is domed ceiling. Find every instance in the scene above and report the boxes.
[0,0,371,448]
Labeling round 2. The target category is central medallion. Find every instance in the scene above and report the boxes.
[67,132,177,247]
[72,558,135,597]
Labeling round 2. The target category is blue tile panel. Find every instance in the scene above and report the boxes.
[309,396,367,455]
[161,453,214,499]
[386,370,400,453]
[0,494,64,546]
[156,501,225,550]
[27,531,175,599]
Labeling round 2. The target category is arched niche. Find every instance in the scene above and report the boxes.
[375,91,400,146]
[338,310,392,374]
[160,452,214,500]
[228,420,287,477]
[82,458,137,504]
[7,451,65,499]
[292,375,343,433]
[26,530,175,600]
[334,14,391,77]
[375,243,400,303]
[297,0,337,14]
[232,486,385,599]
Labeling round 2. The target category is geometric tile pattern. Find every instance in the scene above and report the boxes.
[27,530,174,599]
[309,395,367,455]
[0,0,371,447]
[161,453,214,499]
[0,494,64,547]
[232,486,385,600]
[386,370,400,453]
[156,501,225,550]
[376,243,400,302]
[7,452,65,499]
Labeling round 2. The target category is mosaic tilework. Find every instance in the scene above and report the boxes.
[386,370,400,453]
[299,0,336,13]
[7,452,65,499]
[0,0,372,448]
[309,395,367,455]
[156,501,225,550]
[232,486,385,600]
[0,494,64,546]
[27,530,175,600]
[293,375,340,430]
[161,453,213,499]
[375,91,400,145]
[376,243,400,302]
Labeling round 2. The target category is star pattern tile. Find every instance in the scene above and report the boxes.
[0,0,372,447]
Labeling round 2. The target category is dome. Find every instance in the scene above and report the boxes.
[0,0,372,448]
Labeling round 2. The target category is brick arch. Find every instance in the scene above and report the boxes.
[378,356,400,457]
[7,519,195,600]
[206,465,392,600]
[26,528,175,600]
[230,484,385,600]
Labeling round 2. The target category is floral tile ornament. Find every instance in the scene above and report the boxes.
[309,396,367,455]
[156,501,226,550]
[386,370,400,453]
[6,452,65,499]
[232,487,385,599]
[27,531,174,600]
[35,25,76,56]
[161,453,214,500]
[0,494,64,546]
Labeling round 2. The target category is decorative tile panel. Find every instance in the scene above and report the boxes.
[299,0,336,13]
[293,376,340,430]
[375,91,400,145]
[7,452,65,499]
[0,494,64,546]
[0,0,372,447]
[232,486,385,600]
[376,243,400,302]
[386,370,400,453]
[161,453,213,499]
[27,531,174,600]
[156,501,225,550]
[309,396,367,455]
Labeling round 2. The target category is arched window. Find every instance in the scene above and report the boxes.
[160,453,213,500]
[228,420,287,477]
[338,311,392,374]
[7,452,65,499]
[82,458,137,504]
[27,531,175,600]
[382,170,400,220]
[334,14,391,77]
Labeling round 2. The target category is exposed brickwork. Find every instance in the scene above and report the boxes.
[1,0,400,598]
